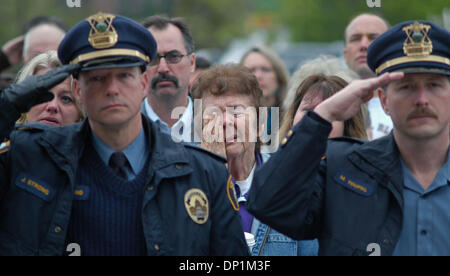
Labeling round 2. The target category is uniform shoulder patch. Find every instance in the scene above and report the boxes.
[184,188,209,224]
[0,141,11,154]
[183,143,227,163]
[226,176,239,211]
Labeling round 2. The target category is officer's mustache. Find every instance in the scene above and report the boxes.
[407,107,437,120]
[151,73,180,90]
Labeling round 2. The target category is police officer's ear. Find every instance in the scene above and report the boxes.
[72,77,83,106]
[377,87,391,116]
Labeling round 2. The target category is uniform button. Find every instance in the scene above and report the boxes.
[147,186,154,191]
[154,244,160,251]
[281,138,288,146]
[176,164,183,171]
[287,130,294,137]
[54,226,62,233]
[383,238,390,245]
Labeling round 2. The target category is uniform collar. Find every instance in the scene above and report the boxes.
[352,132,401,173]
[142,115,192,179]
[39,116,193,180]
[349,133,404,206]
[401,146,450,194]
[91,127,148,175]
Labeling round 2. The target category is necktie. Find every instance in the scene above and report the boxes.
[109,152,129,180]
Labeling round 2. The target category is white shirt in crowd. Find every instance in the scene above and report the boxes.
[368,97,393,140]
[144,97,193,143]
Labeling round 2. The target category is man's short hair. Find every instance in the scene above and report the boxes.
[22,16,67,63]
[344,13,390,44]
[141,15,195,54]
[22,16,68,34]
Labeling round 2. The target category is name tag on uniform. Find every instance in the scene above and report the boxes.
[74,186,90,201]
[334,171,374,197]
[15,173,55,202]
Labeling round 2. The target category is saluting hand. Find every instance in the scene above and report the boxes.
[1,64,81,114]
[314,72,404,123]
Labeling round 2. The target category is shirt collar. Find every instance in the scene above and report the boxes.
[144,97,193,141]
[401,147,450,194]
[91,128,148,175]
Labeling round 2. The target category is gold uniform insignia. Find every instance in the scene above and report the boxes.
[86,12,118,49]
[184,189,209,224]
[403,22,432,57]
[375,21,449,75]
[226,176,239,212]
[0,141,11,154]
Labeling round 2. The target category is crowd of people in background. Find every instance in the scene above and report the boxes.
[0,9,448,256]
[0,12,398,145]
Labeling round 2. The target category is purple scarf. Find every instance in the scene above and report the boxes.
[232,152,262,233]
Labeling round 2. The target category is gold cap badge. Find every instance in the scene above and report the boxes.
[86,12,118,49]
[184,189,209,225]
[402,21,433,57]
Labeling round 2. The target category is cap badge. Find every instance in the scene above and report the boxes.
[86,12,118,49]
[184,189,209,225]
[402,21,433,58]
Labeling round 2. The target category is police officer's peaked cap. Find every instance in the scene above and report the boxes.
[368,20,450,76]
[58,12,157,71]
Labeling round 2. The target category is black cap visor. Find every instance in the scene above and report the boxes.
[79,56,147,72]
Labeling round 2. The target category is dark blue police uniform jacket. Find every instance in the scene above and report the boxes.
[248,111,406,256]
[0,102,248,256]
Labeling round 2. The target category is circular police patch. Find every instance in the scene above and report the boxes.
[226,176,239,212]
[184,189,209,225]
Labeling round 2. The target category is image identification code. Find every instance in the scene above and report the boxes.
[179,260,271,273]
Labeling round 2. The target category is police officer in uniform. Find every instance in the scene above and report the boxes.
[0,13,248,256]
[248,20,449,256]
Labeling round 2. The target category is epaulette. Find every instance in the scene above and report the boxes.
[183,143,227,163]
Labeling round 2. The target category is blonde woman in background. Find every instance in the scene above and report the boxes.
[15,50,83,126]
[283,55,372,139]
[280,74,367,141]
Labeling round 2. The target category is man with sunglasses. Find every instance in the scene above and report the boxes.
[141,15,196,143]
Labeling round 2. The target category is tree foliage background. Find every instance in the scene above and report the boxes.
[0,0,448,52]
